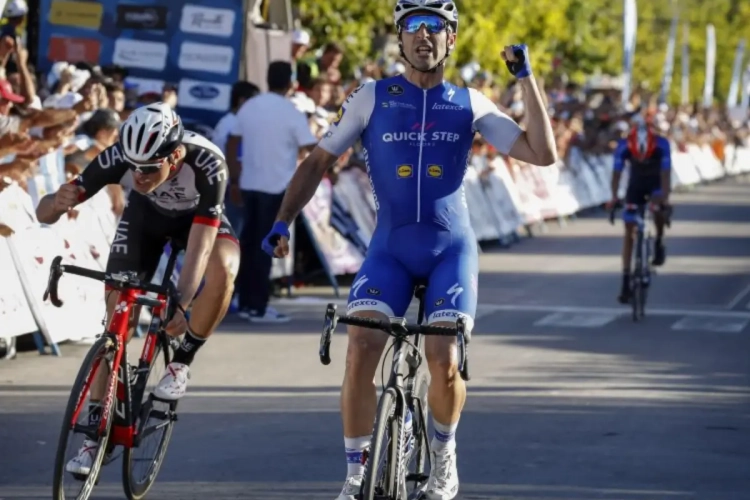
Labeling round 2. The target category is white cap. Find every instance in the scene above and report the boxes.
[43,92,83,109]
[290,92,315,114]
[292,29,310,46]
[4,0,28,18]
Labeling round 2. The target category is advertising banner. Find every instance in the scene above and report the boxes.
[36,0,245,127]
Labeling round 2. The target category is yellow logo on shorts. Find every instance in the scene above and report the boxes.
[427,165,443,178]
[397,165,413,178]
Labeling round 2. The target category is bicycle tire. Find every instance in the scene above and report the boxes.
[362,388,401,500]
[406,369,430,496]
[631,230,643,322]
[52,335,117,500]
[122,334,177,500]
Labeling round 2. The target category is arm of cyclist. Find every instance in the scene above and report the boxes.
[608,138,628,209]
[492,45,557,167]
[36,144,128,224]
[174,152,227,312]
[267,82,374,257]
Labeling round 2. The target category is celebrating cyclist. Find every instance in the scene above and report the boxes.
[36,102,240,476]
[261,1,556,498]
[608,116,672,304]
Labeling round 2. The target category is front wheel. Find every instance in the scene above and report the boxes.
[406,370,431,498]
[52,336,117,500]
[361,388,401,500]
[122,333,178,500]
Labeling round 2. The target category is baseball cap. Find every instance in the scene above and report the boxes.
[292,29,310,46]
[4,0,28,18]
[0,79,24,103]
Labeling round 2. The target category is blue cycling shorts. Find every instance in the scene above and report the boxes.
[346,225,478,332]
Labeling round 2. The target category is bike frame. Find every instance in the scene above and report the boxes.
[66,250,181,450]
[628,201,653,285]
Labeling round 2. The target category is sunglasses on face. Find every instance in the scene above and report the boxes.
[128,161,163,175]
[400,15,448,34]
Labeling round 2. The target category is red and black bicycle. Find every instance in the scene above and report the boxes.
[47,248,183,500]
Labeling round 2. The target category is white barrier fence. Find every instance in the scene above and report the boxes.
[0,142,747,353]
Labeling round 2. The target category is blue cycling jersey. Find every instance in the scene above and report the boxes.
[319,75,523,327]
[320,75,521,235]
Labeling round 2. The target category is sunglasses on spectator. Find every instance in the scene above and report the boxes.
[400,15,448,34]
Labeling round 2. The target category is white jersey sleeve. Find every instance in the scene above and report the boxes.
[469,88,523,155]
[318,82,376,157]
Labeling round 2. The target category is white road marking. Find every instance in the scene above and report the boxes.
[726,282,750,309]
[671,316,749,333]
[534,312,619,328]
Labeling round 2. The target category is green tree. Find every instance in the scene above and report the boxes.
[292,0,750,105]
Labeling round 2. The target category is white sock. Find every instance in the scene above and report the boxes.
[432,418,458,452]
[344,435,371,478]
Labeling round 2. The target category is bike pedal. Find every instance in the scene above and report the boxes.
[405,473,429,482]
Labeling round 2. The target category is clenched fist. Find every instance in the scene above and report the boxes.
[53,183,85,214]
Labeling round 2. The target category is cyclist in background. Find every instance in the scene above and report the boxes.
[608,116,672,304]
[35,102,240,477]
[261,1,557,498]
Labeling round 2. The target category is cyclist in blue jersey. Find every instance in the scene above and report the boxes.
[608,118,672,304]
[262,1,556,498]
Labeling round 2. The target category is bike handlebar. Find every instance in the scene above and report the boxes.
[608,200,673,227]
[319,304,472,381]
[43,256,180,312]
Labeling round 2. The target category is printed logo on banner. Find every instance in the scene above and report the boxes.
[178,42,234,74]
[49,0,103,29]
[122,76,166,97]
[179,5,235,38]
[47,36,100,63]
[115,5,168,30]
[112,39,168,71]
[177,78,231,111]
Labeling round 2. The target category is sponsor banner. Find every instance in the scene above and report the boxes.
[112,38,169,71]
[177,78,231,112]
[179,5,235,38]
[116,5,168,30]
[178,41,234,74]
[37,0,245,128]
[47,35,100,63]
[49,0,103,29]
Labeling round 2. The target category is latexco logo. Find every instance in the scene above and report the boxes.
[432,103,463,111]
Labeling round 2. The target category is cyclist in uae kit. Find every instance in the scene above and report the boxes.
[261,1,557,498]
[35,102,241,476]
[608,118,671,304]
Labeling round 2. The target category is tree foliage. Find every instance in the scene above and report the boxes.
[292,0,750,105]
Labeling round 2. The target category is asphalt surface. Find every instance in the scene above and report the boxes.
[1,178,750,500]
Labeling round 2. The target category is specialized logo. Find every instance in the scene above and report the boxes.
[427,165,443,178]
[432,102,463,111]
[397,164,413,178]
[382,131,460,143]
[352,275,369,297]
[447,88,456,101]
[447,283,464,307]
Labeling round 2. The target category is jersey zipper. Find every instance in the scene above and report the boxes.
[416,89,427,223]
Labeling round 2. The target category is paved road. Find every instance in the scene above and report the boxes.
[2,178,750,500]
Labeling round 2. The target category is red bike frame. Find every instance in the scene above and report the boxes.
[69,287,168,448]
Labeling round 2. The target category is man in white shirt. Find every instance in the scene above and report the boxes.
[226,61,317,323]
[212,80,260,235]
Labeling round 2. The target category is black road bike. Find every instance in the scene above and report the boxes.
[610,199,671,321]
[319,283,471,500]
